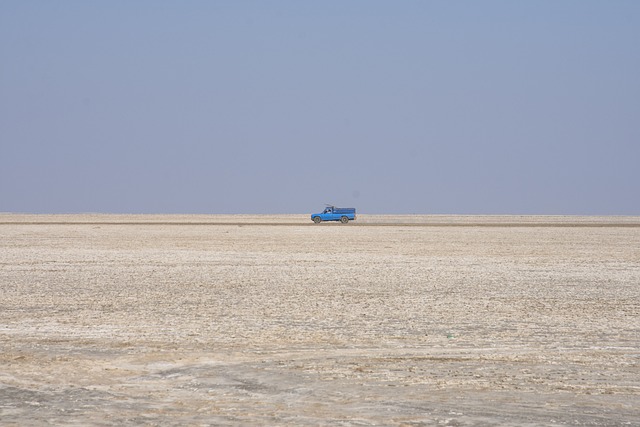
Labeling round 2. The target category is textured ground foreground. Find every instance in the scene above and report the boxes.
[1,214,639,426]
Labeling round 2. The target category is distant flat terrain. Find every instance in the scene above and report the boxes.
[2,213,640,226]
[1,215,639,425]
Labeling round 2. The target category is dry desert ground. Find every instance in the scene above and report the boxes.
[1,214,639,426]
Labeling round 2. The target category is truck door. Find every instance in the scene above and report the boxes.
[325,208,337,221]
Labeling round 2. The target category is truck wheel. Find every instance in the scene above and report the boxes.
[340,216,349,224]
[313,217,322,224]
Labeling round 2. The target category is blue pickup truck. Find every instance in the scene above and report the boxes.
[311,206,357,224]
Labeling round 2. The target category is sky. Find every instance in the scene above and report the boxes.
[1,1,639,215]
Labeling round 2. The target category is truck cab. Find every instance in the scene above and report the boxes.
[311,206,356,224]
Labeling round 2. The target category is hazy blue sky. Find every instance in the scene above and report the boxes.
[1,1,638,214]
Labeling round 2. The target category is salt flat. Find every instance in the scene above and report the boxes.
[1,215,639,425]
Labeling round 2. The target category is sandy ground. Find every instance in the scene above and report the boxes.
[1,214,639,426]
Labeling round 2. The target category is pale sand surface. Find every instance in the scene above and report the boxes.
[1,215,639,425]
